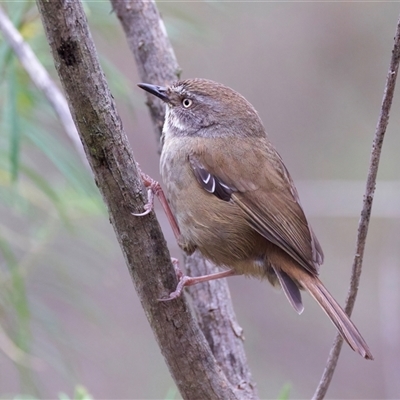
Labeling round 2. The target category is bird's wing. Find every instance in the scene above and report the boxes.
[188,136,323,275]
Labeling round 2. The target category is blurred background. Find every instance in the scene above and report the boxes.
[1,2,399,399]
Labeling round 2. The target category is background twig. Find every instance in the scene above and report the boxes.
[0,5,85,163]
[313,12,400,400]
[111,0,258,397]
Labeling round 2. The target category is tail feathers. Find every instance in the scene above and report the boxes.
[301,276,373,360]
[274,267,304,315]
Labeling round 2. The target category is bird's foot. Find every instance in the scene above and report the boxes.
[158,268,237,301]
[132,165,181,240]
[132,169,162,216]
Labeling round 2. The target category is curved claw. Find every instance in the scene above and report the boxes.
[133,184,155,217]
[158,295,178,302]
[158,268,237,302]
[133,168,182,241]
[157,258,184,301]
[158,276,190,302]
[132,207,152,217]
[170,257,183,279]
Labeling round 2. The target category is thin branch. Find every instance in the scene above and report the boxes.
[35,0,245,398]
[313,13,400,400]
[0,323,44,370]
[110,0,258,398]
[0,5,86,164]
[110,0,181,138]
[185,254,256,395]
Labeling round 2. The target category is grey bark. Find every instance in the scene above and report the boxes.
[111,0,258,398]
[35,0,256,398]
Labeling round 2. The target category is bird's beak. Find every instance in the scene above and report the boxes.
[137,83,169,103]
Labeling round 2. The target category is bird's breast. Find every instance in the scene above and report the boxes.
[160,136,266,274]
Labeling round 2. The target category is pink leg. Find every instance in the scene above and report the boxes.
[170,257,183,280]
[134,168,237,300]
[133,169,181,241]
[159,268,237,301]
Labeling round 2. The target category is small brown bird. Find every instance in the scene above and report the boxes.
[137,78,373,360]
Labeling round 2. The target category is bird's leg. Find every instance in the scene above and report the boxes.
[133,166,236,301]
[170,257,183,279]
[159,268,237,301]
[132,167,181,241]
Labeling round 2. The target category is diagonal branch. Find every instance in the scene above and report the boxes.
[313,12,400,400]
[35,0,246,398]
[0,5,85,164]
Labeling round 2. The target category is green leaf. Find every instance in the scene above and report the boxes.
[8,59,21,181]
[277,383,291,400]
[74,385,93,400]
[19,164,69,224]
[0,32,13,78]
[5,2,29,26]
[23,123,96,197]
[56,385,93,400]
[99,55,135,109]
[164,386,179,400]
[0,231,18,268]
[0,234,31,352]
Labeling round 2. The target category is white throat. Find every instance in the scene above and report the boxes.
[164,106,187,134]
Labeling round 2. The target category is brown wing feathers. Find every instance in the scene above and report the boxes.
[188,141,373,359]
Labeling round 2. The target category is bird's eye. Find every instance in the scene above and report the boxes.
[182,98,193,108]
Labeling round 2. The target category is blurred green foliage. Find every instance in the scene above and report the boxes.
[59,384,93,400]
[277,383,291,400]
[0,2,133,397]
[12,384,93,400]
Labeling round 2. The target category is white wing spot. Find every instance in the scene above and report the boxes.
[210,177,216,193]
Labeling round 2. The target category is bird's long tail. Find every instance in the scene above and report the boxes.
[299,275,373,360]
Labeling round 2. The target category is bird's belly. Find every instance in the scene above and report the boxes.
[160,147,265,275]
